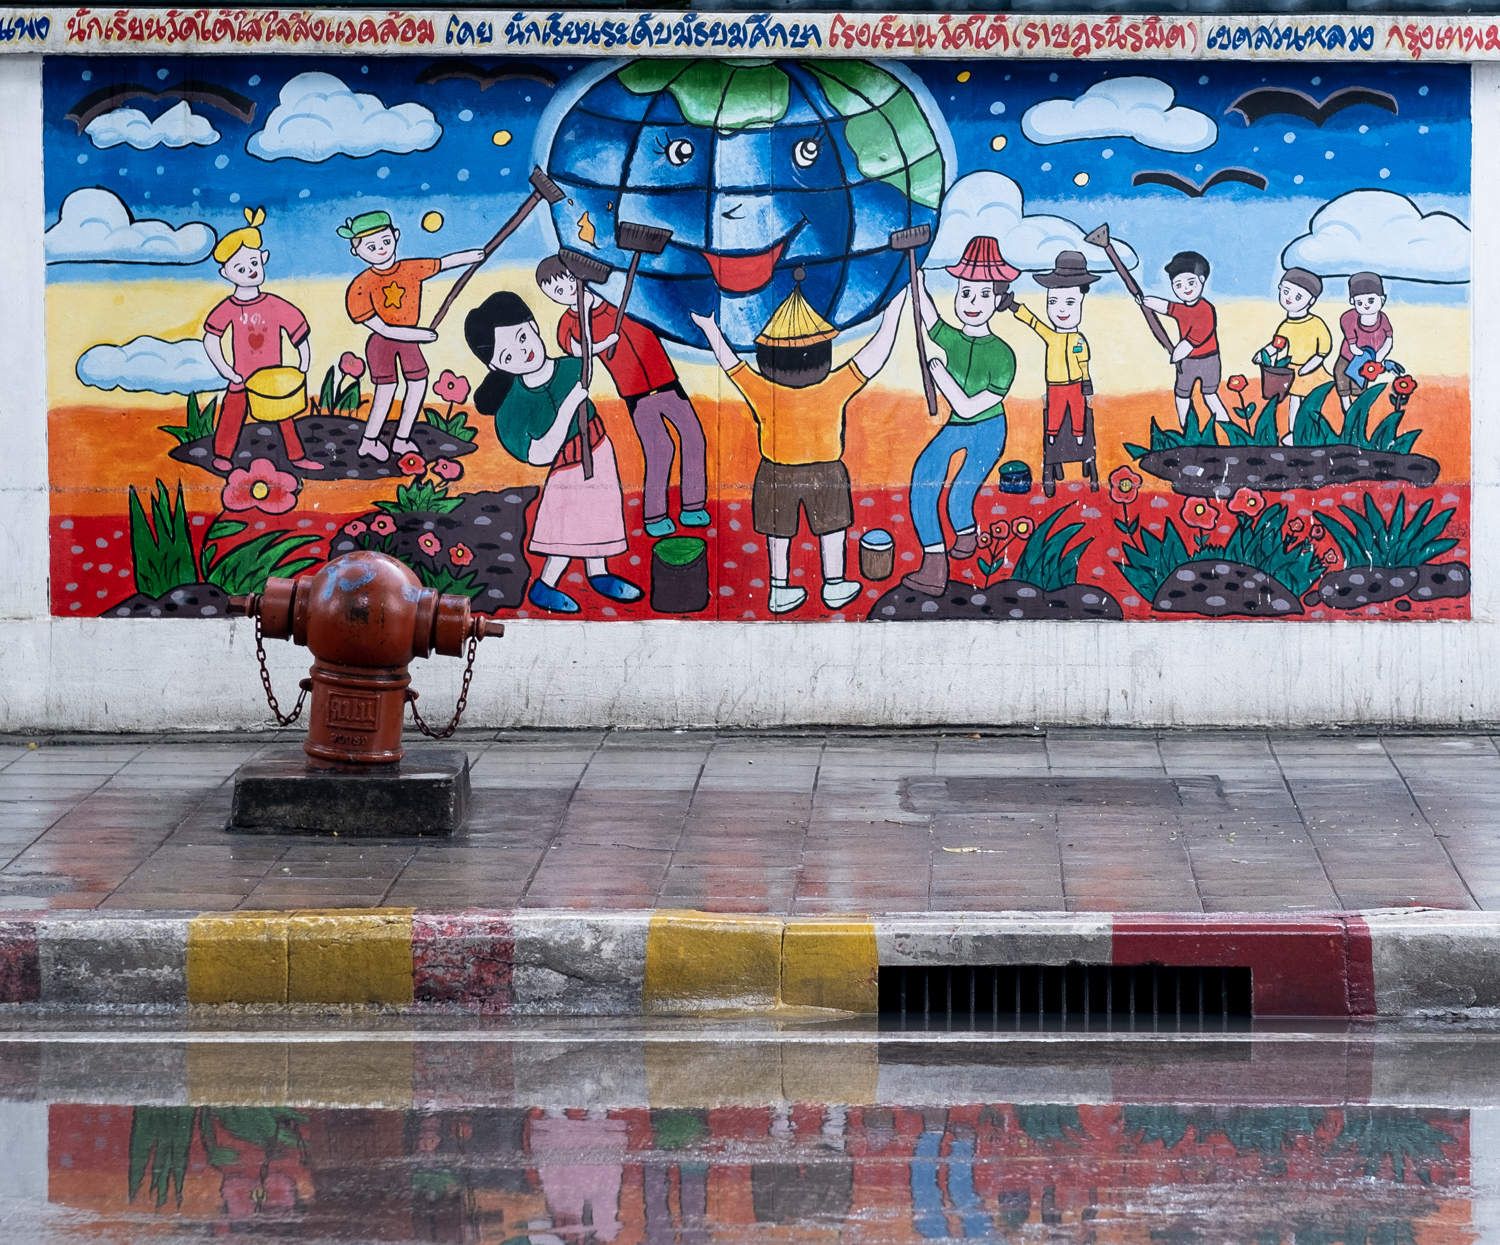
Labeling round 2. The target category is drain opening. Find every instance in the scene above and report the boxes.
[877,964,1254,1028]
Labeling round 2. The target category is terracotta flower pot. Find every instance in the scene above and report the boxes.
[1259,364,1294,402]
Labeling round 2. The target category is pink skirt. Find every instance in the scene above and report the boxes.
[529,435,629,559]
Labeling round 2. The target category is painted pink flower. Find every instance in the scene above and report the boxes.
[432,457,463,481]
[1323,548,1340,566]
[222,458,299,514]
[418,533,442,556]
[1287,517,1306,536]
[1180,497,1219,532]
[1226,488,1263,518]
[449,543,473,567]
[344,519,367,536]
[370,515,396,536]
[397,452,426,476]
[433,370,471,404]
[1310,522,1325,541]
[339,352,365,379]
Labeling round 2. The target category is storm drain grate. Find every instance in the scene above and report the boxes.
[877,964,1254,1031]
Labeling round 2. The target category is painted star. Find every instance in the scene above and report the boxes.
[382,282,405,310]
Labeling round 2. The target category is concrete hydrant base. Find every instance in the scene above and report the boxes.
[227,746,471,836]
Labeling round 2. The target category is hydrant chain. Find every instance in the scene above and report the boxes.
[406,631,479,740]
[255,611,309,727]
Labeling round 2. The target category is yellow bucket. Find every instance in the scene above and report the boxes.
[245,366,306,423]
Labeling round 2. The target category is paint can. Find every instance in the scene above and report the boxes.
[859,529,895,581]
[245,366,307,423]
[998,460,1032,495]
[650,536,709,613]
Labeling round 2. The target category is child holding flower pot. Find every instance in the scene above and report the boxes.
[1259,268,1332,437]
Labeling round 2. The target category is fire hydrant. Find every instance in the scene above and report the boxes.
[228,551,503,768]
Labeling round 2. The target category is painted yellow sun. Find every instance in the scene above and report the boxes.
[1074,172,1090,187]
[991,135,1007,152]
[421,211,444,232]
[493,130,512,146]
[957,71,971,83]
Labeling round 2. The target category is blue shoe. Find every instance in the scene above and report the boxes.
[645,515,676,538]
[527,580,580,613]
[678,508,711,527]
[589,574,643,603]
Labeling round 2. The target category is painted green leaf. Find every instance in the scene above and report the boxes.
[620,59,788,130]
[806,60,900,113]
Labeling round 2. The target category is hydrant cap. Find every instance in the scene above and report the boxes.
[303,550,426,668]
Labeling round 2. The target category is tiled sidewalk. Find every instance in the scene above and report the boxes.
[0,730,1495,914]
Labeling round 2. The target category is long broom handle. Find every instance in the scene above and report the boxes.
[606,251,644,362]
[1102,242,1174,352]
[575,283,595,480]
[909,255,939,417]
[427,187,544,332]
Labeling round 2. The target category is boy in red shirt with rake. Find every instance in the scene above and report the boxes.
[1140,250,1231,428]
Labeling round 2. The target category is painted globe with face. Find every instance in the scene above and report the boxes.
[542,59,948,351]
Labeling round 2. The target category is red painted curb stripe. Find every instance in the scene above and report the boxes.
[1344,915,1376,1017]
[411,910,513,1013]
[1112,914,1356,1017]
[0,919,41,1004]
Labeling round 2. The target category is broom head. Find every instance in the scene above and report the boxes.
[616,220,673,255]
[888,224,932,251]
[559,247,613,284]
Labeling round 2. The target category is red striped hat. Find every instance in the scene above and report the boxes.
[945,235,1021,283]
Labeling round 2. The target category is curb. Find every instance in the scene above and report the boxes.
[0,909,1496,1016]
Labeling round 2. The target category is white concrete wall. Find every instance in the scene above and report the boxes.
[1,56,1496,732]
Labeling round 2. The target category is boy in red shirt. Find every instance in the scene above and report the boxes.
[1140,250,1231,427]
[202,207,322,473]
[536,255,708,538]
[339,210,483,462]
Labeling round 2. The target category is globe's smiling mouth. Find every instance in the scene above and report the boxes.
[700,222,803,295]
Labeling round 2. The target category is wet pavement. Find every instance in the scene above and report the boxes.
[1,729,1498,913]
[0,1017,1496,1242]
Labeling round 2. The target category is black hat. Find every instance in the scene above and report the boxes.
[1034,250,1100,289]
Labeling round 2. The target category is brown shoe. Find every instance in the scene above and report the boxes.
[950,530,978,560]
[900,550,949,597]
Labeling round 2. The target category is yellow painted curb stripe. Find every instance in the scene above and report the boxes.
[187,908,415,1005]
[643,910,876,1015]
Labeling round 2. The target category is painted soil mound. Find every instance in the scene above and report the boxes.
[1139,444,1439,498]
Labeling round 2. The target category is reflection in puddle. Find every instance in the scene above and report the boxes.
[45,1101,1472,1242]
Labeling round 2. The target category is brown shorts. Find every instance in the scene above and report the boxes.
[752,458,853,538]
[1334,365,1360,399]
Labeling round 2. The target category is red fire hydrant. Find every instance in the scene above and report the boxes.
[228,550,503,768]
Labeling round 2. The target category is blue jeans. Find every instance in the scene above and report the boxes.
[909,417,1008,549]
[911,1131,988,1239]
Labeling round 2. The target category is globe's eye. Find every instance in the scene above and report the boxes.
[665,138,694,167]
[793,138,820,169]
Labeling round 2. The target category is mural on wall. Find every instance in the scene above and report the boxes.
[43,54,1471,622]
[46,1099,1472,1240]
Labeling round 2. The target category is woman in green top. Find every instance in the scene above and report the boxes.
[466,291,641,615]
[902,236,1019,599]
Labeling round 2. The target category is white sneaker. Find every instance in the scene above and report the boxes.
[768,584,808,614]
[391,437,419,455]
[821,578,861,609]
[358,437,390,462]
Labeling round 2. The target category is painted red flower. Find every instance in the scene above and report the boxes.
[432,457,463,481]
[222,458,299,514]
[1012,516,1034,539]
[1360,360,1385,381]
[339,351,365,379]
[449,543,473,567]
[990,519,1012,542]
[1323,549,1340,566]
[1180,497,1219,531]
[1310,522,1325,541]
[418,533,442,556]
[433,370,471,404]
[1108,465,1143,506]
[1272,335,1288,351]
[370,514,396,536]
[344,519,367,536]
[1393,375,1418,395]
[977,530,991,547]
[1227,487,1263,517]
[398,452,426,476]
[1226,374,1249,393]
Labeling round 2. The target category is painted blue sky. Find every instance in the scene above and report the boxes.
[43,55,1469,306]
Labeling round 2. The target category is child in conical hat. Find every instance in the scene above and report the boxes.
[201,207,323,474]
[692,272,907,615]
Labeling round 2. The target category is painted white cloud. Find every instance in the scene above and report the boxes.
[45,188,216,265]
[246,71,441,162]
[85,100,220,150]
[1281,190,1470,284]
[927,171,1137,278]
[76,337,227,395]
[1022,76,1216,154]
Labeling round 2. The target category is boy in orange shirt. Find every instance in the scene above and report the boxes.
[692,271,906,615]
[338,210,483,462]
